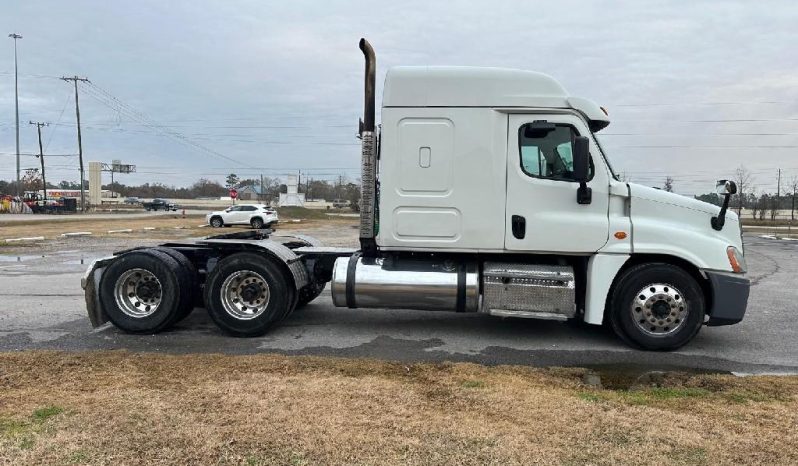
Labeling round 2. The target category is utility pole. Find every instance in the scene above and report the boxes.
[259,174,264,203]
[29,121,49,202]
[61,76,90,211]
[8,33,22,196]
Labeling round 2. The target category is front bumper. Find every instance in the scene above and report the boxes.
[705,271,750,326]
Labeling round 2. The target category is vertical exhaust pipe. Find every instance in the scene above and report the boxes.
[358,38,377,254]
[359,38,376,133]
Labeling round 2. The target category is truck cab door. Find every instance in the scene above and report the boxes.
[505,114,610,253]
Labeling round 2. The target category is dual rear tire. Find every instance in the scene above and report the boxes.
[100,249,298,337]
[203,253,295,337]
[99,248,197,334]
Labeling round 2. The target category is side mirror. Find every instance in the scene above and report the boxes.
[716,180,737,195]
[573,136,590,183]
[711,179,737,231]
[573,136,592,204]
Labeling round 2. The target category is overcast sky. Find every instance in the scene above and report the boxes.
[2,0,797,194]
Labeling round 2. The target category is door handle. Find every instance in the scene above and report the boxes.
[511,215,526,239]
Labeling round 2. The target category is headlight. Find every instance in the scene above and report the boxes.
[726,246,746,273]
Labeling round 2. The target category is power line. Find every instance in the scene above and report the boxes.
[80,81,259,169]
[43,89,73,152]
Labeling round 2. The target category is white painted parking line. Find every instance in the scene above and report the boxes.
[4,236,45,243]
[107,229,133,233]
[61,232,92,237]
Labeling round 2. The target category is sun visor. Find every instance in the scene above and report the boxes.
[567,96,610,132]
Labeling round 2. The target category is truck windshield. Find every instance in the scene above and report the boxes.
[591,133,620,181]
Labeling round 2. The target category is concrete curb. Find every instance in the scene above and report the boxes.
[61,232,92,237]
[107,229,133,234]
[4,236,45,243]
[142,227,156,231]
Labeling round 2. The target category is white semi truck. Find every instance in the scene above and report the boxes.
[82,39,749,350]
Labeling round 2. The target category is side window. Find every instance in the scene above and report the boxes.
[518,123,591,181]
[242,206,257,211]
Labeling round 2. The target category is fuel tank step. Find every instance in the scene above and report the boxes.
[482,262,576,318]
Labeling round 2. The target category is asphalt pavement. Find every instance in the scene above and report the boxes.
[0,235,795,374]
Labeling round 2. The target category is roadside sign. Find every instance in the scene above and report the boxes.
[229,188,238,199]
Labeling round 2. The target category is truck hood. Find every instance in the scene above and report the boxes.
[629,183,726,217]
[628,183,744,267]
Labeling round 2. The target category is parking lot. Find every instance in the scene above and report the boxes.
[0,230,795,375]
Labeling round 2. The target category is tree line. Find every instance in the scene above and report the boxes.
[0,172,362,205]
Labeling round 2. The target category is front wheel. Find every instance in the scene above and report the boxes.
[210,216,223,228]
[204,252,294,337]
[608,263,705,351]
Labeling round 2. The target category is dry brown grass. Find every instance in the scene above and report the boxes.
[0,215,352,241]
[0,352,796,465]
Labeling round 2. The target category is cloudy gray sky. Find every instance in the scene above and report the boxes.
[2,0,797,194]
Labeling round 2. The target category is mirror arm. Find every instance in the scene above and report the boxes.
[711,193,731,231]
[577,182,592,205]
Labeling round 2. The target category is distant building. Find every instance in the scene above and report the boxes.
[236,184,266,201]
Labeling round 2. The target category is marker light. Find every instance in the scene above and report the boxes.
[727,246,746,273]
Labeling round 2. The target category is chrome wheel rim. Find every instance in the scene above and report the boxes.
[630,283,688,335]
[114,268,162,318]
[220,270,271,320]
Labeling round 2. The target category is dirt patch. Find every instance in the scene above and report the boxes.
[0,351,796,465]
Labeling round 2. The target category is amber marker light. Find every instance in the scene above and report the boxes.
[614,231,627,240]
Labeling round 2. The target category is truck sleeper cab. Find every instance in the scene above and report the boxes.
[81,39,750,351]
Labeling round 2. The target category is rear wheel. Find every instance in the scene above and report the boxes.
[250,217,264,229]
[204,252,294,337]
[99,250,184,333]
[609,263,705,351]
[147,247,198,321]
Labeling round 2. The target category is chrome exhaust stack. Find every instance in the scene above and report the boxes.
[358,38,378,255]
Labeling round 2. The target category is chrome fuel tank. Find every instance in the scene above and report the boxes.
[331,255,479,312]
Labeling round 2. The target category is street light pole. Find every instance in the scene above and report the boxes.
[8,33,22,196]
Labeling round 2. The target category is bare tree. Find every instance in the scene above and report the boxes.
[734,165,753,216]
[663,176,674,192]
[758,194,768,221]
[750,189,759,220]
[769,195,779,222]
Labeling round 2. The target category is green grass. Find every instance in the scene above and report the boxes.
[32,406,64,422]
[577,387,712,406]
[0,418,29,437]
[461,380,485,389]
[67,450,89,463]
[577,392,603,403]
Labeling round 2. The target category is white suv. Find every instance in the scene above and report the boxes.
[206,204,279,229]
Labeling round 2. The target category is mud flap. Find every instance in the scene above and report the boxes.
[81,258,114,327]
